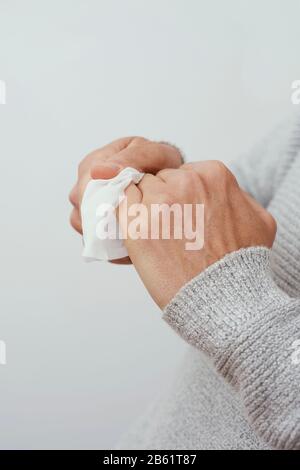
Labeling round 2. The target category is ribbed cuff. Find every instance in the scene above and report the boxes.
[163,246,289,379]
[164,246,300,449]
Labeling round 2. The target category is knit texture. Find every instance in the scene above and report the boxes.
[118,114,300,450]
[164,247,300,449]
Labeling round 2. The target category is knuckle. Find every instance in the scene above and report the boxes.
[78,150,99,175]
[78,160,84,174]
[154,191,176,207]
[180,169,200,188]
[210,160,229,176]
[129,136,149,147]
[159,142,184,164]
[209,160,237,186]
[78,158,89,175]
[112,136,134,147]
[180,162,194,171]
[173,170,200,198]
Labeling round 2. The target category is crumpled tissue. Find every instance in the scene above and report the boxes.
[81,167,144,261]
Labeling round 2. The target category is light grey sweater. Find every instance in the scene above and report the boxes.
[118,115,300,450]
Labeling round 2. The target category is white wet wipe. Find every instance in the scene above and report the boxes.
[81,167,144,261]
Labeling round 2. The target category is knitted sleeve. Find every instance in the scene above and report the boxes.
[163,247,300,449]
[228,115,300,207]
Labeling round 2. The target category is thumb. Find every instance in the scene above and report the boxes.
[90,141,183,180]
[90,162,123,180]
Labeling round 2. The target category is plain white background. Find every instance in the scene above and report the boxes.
[0,0,299,449]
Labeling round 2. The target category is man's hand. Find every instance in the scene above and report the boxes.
[69,137,183,235]
[118,161,277,308]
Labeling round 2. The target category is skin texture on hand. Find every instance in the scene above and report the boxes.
[69,137,183,263]
[117,161,277,309]
[69,139,276,309]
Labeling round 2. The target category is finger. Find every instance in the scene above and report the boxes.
[69,185,79,208]
[122,181,143,209]
[89,137,148,180]
[109,256,132,265]
[91,142,183,180]
[137,173,166,197]
[90,162,122,180]
[78,136,143,176]
[157,163,212,186]
[155,168,180,182]
[180,160,235,182]
[115,142,183,173]
[70,208,82,234]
